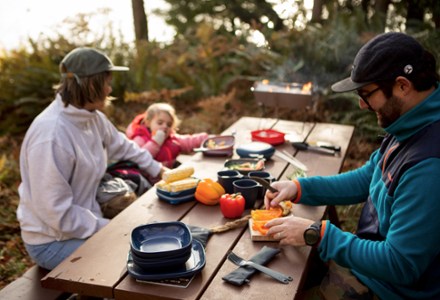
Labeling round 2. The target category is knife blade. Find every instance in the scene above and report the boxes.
[292,142,336,155]
[248,176,279,193]
[274,150,308,172]
[316,141,341,152]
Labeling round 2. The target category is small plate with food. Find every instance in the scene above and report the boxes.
[194,135,235,157]
[249,201,292,241]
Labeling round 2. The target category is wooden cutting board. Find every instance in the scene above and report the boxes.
[248,219,281,242]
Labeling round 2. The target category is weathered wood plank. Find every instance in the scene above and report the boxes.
[41,188,196,298]
[199,122,354,300]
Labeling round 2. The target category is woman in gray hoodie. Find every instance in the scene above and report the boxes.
[17,47,166,270]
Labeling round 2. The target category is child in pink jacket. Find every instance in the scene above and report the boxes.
[126,103,208,168]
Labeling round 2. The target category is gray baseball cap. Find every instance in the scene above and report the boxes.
[60,47,129,81]
[331,32,424,92]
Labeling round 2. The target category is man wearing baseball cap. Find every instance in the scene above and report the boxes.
[264,32,440,299]
[17,47,167,270]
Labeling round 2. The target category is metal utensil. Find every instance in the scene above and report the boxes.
[193,145,231,152]
[316,141,341,152]
[274,150,308,172]
[248,176,279,193]
[227,252,293,284]
[292,142,336,155]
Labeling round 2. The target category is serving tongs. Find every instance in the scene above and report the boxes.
[273,150,308,172]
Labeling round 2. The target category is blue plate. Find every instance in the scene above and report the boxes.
[156,185,197,198]
[156,190,196,205]
[130,221,192,258]
[130,248,192,270]
[127,239,206,281]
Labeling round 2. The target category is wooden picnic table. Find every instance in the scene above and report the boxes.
[41,116,354,299]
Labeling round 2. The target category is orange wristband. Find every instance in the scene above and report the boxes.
[292,179,301,203]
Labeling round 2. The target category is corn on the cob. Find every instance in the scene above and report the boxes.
[156,178,199,192]
[155,180,171,192]
[162,166,194,183]
[168,178,199,192]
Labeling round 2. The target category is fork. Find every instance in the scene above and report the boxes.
[227,252,293,284]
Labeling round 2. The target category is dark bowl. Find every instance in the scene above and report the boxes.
[130,221,192,259]
[224,158,265,175]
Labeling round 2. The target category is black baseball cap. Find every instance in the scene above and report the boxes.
[331,32,424,92]
[60,47,129,81]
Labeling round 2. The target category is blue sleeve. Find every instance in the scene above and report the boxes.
[297,149,381,206]
[318,158,440,285]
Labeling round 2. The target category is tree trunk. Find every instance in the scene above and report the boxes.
[406,0,425,29]
[132,0,149,42]
[373,0,390,31]
[311,0,324,23]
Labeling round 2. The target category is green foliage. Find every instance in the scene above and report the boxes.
[127,22,281,105]
[0,10,137,135]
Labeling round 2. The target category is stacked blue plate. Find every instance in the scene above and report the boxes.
[127,221,206,281]
[156,186,197,205]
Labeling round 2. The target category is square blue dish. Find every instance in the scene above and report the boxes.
[127,239,206,281]
[130,221,193,259]
[156,189,196,205]
[156,186,197,198]
[130,247,192,270]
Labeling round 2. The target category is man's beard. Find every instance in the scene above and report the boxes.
[376,94,404,128]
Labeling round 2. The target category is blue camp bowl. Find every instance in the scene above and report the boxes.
[130,221,192,259]
[236,142,275,159]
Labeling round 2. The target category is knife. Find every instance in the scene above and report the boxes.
[316,141,341,152]
[292,142,336,155]
[273,150,308,172]
[248,176,279,193]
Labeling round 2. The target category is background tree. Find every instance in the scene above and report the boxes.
[132,0,149,42]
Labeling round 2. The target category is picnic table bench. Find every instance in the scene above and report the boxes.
[40,116,354,299]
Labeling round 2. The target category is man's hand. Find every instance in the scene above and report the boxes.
[265,216,315,246]
[264,181,298,209]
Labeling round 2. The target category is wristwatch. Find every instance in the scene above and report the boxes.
[303,221,322,246]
